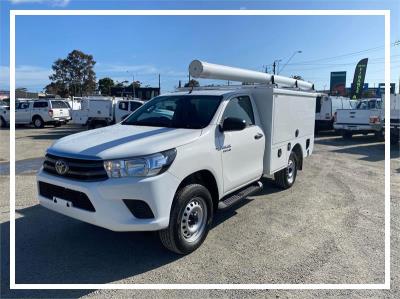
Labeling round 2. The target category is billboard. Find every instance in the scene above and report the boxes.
[330,71,347,96]
[350,58,368,99]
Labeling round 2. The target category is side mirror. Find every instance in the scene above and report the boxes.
[221,117,247,132]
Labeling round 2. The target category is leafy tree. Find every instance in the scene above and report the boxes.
[184,79,200,88]
[44,81,69,98]
[49,50,96,97]
[98,77,115,96]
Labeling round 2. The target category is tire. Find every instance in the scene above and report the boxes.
[54,122,61,127]
[274,151,298,189]
[374,130,384,141]
[0,117,6,128]
[158,184,213,255]
[391,133,400,145]
[32,116,44,128]
[342,131,352,139]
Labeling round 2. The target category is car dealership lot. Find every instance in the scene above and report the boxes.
[1,125,399,298]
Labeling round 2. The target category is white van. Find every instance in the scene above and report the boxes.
[37,60,317,254]
[315,95,356,131]
[71,97,144,127]
[114,99,145,123]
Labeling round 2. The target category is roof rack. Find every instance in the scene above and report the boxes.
[189,60,314,91]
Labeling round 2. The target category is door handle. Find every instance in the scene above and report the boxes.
[254,133,264,140]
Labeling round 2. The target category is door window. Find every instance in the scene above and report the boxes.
[33,101,48,108]
[17,102,30,109]
[222,96,255,125]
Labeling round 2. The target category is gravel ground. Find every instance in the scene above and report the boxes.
[0,125,399,298]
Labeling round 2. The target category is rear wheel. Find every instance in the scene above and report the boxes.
[32,116,44,128]
[391,133,400,145]
[374,130,384,141]
[274,151,298,189]
[159,184,213,254]
[0,117,6,128]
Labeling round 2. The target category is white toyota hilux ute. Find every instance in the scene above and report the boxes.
[37,61,317,254]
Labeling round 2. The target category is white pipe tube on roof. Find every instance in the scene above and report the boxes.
[189,60,314,90]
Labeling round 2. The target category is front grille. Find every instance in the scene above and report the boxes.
[39,181,96,212]
[43,154,108,181]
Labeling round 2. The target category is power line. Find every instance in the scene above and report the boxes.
[284,40,399,66]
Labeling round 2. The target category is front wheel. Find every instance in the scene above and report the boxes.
[159,184,213,254]
[274,151,298,189]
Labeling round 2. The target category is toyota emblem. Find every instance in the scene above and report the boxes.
[55,160,69,175]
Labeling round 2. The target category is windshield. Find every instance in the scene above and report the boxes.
[122,95,222,129]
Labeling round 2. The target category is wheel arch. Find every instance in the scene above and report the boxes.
[32,114,43,122]
[176,170,220,211]
[292,143,303,170]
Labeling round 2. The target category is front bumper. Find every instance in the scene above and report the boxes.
[37,169,180,231]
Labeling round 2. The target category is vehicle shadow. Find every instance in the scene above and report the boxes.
[0,157,43,176]
[314,130,341,137]
[1,178,281,296]
[331,142,399,162]
[314,134,381,147]
[23,129,86,141]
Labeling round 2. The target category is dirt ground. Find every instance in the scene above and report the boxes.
[0,125,399,298]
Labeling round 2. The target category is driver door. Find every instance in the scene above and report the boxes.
[218,96,265,194]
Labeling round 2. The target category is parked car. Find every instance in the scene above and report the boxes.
[334,98,383,139]
[315,95,357,132]
[37,60,317,254]
[0,99,71,128]
[369,94,400,144]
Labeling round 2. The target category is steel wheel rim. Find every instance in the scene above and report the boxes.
[287,158,295,184]
[35,119,41,127]
[180,197,207,243]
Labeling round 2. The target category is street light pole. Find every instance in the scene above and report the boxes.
[278,50,302,75]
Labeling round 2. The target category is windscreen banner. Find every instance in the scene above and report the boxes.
[330,71,347,96]
[350,58,368,99]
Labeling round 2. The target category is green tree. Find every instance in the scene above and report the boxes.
[49,50,96,97]
[98,77,115,96]
[44,81,69,97]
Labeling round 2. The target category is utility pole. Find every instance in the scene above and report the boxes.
[272,61,276,75]
[132,75,135,98]
[158,73,161,93]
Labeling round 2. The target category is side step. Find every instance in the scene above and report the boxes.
[218,181,263,210]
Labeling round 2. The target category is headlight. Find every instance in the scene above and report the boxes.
[103,148,177,178]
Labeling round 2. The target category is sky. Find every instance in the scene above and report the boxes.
[0,0,399,93]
